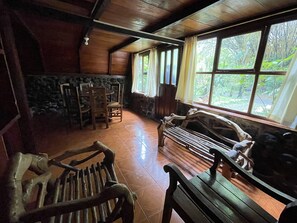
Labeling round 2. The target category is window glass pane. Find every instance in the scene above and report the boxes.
[172,49,178,85]
[211,74,255,112]
[261,20,297,71]
[160,51,165,84]
[252,75,285,117]
[196,38,217,72]
[193,74,211,104]
[143,55,149,74]
[165,50,171,84]
[138,58,143,92]
[143,55,149,93]
[218,31,261,69]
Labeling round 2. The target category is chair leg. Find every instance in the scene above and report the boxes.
[120,107,123,122]
[92,113,96,130]
[162,195,173,223]
[79,113,83,129]
[105,113,109,128]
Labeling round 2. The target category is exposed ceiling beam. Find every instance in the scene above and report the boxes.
[8,0,184,45]
[80,0,110,47]
[59,0,93,11]
[109,0,219,53]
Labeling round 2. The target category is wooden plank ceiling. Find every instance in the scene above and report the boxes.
[9,0,297,74]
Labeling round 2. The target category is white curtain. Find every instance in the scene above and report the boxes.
[131,53,139,93]
[146,48,158,97]
[175,36,197,104]
[269,52,297,127]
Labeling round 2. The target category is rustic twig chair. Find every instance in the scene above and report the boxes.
[62,85,91,129]
[107,83,124,122]
[5,141,135,223]
[89,87,109,129]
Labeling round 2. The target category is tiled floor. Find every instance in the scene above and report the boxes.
[33,109,285,223]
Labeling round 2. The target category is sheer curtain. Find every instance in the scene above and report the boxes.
[131,53,139,93]
[269,52,297,127]
[175,36,197,104]
[146,48,157,97]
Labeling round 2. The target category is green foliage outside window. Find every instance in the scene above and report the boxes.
[193,19,297,118]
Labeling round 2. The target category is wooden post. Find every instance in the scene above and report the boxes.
[0,1,36,154]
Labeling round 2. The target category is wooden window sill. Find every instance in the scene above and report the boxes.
[191,102,297,132]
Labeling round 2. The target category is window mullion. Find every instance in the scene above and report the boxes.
[254,26,271,72]
[247,73,259,114]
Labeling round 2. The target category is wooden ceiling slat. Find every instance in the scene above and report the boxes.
[9,0,184,45]
[109,0,219,53]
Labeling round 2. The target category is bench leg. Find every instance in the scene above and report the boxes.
[157,122,165,147]
[162,193,173,223]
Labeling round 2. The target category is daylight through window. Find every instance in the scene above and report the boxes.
[194,19,297,118]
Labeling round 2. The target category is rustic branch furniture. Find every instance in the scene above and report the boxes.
[158,109,254,173]
[6,141,135,223]
[162,148,297,223]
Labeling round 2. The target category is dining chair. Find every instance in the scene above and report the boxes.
[59,83,70,115]
[89,87,109,129]
[62,85,91,129]
[107,83,124,122]
[79,82,93,97]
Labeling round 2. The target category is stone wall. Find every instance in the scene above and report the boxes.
[130,93,156,120]
[25,74,127,115]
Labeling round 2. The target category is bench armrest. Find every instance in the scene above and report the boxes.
[164,163,232,223]
[209,147,295,204]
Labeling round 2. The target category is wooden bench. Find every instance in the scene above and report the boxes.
[162,147,297,223]
[158,108,254,172]
[5,141,135,223]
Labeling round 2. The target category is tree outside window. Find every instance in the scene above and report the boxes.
[193,19,297,118]
[137,53,149,93]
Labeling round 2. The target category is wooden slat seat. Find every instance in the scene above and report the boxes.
[5,141,136,223]
[164,126,231,162]
[161,148,297,223]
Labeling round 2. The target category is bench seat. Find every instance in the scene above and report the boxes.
[162,148,296,223]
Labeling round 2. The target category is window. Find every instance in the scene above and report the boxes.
[137,52,149,93]
[159,48,179,86]
[193,19,297,118]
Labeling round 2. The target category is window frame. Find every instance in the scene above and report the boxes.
[158,46,181,86]
[137,51,150,94]
[193,13,297,119]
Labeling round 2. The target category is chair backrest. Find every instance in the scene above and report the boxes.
[59,83,70,107]
[110,83,124,104]
[62,85,81,113]
[89,87,108,115]
[79,82,93,97]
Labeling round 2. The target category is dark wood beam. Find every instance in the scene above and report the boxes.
[8,0,184,45]
[80,0,111,47]
[59,0,93,11]
[109,0,219,53]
